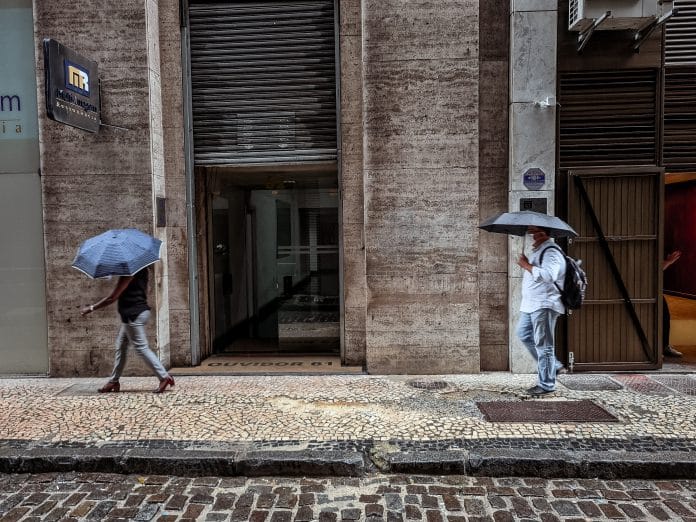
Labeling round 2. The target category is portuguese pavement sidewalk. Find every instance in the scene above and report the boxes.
[1,372,695,479]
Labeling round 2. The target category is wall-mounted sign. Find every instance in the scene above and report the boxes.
[43,39,100,133]
[520,197,547,214]
[523,167,546,190]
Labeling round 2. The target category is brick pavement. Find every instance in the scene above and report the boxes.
[1,473,696,521]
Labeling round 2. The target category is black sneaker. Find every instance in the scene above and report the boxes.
[664,345,683,357]
[526,385,554,397]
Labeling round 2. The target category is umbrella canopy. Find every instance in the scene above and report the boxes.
[479,211,578,238]
[72,229,162,279]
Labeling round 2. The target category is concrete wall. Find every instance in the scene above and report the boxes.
[35,1,169,376]
[362,0,481,373]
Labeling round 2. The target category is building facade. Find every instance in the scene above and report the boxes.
[1,0,690,377]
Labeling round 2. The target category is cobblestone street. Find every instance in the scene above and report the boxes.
[2,473,696,522]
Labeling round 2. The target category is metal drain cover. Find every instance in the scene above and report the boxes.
[407,380,448,390]
[558,375,623,391]
[477,400,618,423]
[651,375,696,396]
[55,383,99,396]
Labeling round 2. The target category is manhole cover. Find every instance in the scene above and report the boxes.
[407,380,448,390]
[650,375,696,396]
[612,374,673,396]
[558,375,623,391]
[476,400,618,423]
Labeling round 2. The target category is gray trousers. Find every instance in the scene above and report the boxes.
[109,310,168,382]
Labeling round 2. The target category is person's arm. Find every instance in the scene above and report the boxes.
[663,250,682,271]
[80,276,133,316]
[518,249,563,283]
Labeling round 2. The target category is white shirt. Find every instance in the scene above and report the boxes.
[520,238,566,315]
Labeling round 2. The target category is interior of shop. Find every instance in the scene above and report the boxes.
[663,173,696,369]
[208,168,340,356]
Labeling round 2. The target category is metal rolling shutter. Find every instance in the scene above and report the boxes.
[188,1,337,166]
[666,0,696,66]
[664,1,696,171]
[559,70,658,168]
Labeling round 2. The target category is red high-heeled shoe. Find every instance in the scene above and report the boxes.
[154,375,175,394]
[98,381,120,393]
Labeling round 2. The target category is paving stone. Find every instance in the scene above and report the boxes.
[249,511,269,522]
[442,494,461,511]
[599,503,626,519]
[510,497,534,518]
[213,493,237,510]
[366,504,384,517]
[488,496,506,509]
[645,502,672,521]
[231,506,252,521]
[425,511,444,522]
[550,500,581,516]
[341,507,362,520]
[165,494,188,510]
[206,513,230,522]
[421,494,439,508]
[664,499,696,517]
[0,507,31,522]
[577,500,603,518]
[183,504,205,519]
[387,511,404,522]
[492,511,514,522]
[318,512,337,522]
[295,506,314,521]
[405,505,422,520]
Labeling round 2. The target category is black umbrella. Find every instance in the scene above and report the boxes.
[479,211,578,238]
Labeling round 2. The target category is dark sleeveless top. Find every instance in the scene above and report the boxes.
[117,269,150,323]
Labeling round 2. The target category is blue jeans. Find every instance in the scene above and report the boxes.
[110,310,168,382]
[517,309,562,391]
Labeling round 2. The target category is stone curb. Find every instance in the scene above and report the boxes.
[2,446,696,478]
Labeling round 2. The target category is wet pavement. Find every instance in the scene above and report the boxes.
[2,472,696,521]
[1,373,696,478]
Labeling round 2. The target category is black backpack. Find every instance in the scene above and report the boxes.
[539,245,588,311]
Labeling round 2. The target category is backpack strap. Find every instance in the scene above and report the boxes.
[537,244,564,293]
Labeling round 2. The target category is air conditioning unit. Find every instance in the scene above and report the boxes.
[569,0,669,32]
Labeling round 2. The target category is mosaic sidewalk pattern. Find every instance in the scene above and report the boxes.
[1,374,695,447]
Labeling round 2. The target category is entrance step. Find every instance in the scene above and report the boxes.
[170,355,364,375]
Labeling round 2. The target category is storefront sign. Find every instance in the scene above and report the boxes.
[0,0,39,173]
[523,167,546,190]
[43,39,100,133]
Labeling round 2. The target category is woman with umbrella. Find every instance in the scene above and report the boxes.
[74,229,175,394]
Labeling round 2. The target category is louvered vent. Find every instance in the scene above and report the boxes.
[559,70,658,168]
[666,0,696,66]
[663,67,696,171]
[188,1,337,166]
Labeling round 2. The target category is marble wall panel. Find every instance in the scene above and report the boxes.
[363,0,478,61]
[509,102,556,190]
[367,342,479,374]
[510,10,557,103]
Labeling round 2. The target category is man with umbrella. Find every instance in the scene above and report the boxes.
[516,226,567,396]
[480,211,577,396]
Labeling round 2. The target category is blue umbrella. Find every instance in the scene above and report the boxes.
[72,229,162,279]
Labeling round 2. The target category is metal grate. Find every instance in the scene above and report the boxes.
[663,66,696,171]
[666,0,696,66]
[407,380,449,390]
[558,375,623,391]
[477,400,618,423]
[650,375,696,396]
[188,1,337,166]
[559,70,658,168]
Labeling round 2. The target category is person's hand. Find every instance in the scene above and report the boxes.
[517,254,532,272]
[663,250,682,270]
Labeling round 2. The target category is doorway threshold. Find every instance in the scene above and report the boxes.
[170,354,365,376]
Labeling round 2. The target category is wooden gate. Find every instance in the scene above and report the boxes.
[564,167,663,371]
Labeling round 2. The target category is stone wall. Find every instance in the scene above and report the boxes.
[35,2,167,376]
[479,1,510,370]
[362,0,481,373]
[339,0,367,366]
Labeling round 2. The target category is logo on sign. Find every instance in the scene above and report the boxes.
[523,168,546,191]
[65,61,89,95]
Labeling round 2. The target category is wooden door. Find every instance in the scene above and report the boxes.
[565,167,664,371]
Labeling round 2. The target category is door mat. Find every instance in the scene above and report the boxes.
[611,374,674,396]
[476,400,619,423]
[558,375,623,391]
[170,355,364,375]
